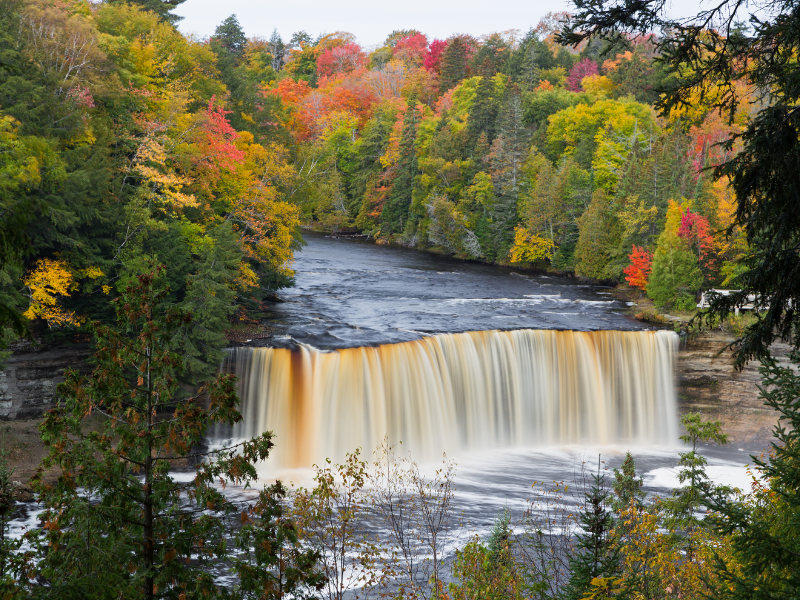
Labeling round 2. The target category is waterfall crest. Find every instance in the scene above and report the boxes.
[223,329,678,469]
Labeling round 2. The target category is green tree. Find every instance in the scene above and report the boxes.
[450,510,523,600]
[561,460,619,600]
[233,480,327,599]
[706,356,800,599]
[506,29,556,91]
[213,14,248,57]
[611,451,645,512]
[486,90,529,260]
[179,224,241,381]
[381,96,420,235]
[439,37,470,93]
[647,200,703,308]
[28,265,275,599]
[663,413,729,535]
[466,75,499,152]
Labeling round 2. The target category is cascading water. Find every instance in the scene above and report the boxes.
[222,329,678,470]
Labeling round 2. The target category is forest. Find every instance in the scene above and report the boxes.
[0,0,753,364]
[1,0,800,598]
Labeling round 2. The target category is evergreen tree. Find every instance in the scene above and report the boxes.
[233,480,327,599]
[647,205,703,309]
[611,451,645,512]
[180,224,241,381]
[381,96,419,235]
[706,356,800,600]
[487,90,529,260]
[439,37,469,92]
[343,105,394,215]
[213,14,248,56]
[561,459,619,600]
[506,29,556,91]
[466,75,498,151]
[469,34,509,77]
[450,509,522,600]
[28,265,275,599]
[663,413,729,534]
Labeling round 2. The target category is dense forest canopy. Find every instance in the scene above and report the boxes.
[0,0,769,369]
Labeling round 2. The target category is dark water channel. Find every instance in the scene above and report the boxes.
[263,232,643,348]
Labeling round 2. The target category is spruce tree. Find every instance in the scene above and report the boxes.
[213,15,248,56]
[439,37,469,93]
[233,480,327,599]
[561,460,619,600]
[466,75,498,151]
[663,413,729,533]
[180,224,241,381]
[706,356,800,599]
[490,89,529,202]
[381,96,419,235]
[611,451,645,512]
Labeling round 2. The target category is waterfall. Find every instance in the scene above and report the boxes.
[222,329,678,469]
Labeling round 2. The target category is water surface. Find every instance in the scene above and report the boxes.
[265,232,644,348]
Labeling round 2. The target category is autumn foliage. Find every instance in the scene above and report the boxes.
[678,207,714,265]
[624,245,653,290]
[316,42,366,78]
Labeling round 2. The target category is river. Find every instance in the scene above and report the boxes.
[222,232,756,522]
[262,232,642,348]
[7,233,760,590]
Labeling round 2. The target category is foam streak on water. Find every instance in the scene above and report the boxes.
[221,329,678,471]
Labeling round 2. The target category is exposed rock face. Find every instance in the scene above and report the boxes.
[0,341,92,420]
[676,331,786,448]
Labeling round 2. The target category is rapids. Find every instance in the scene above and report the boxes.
[263,232,642,349]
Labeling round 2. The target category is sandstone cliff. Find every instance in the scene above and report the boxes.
[676,331,787,448]
[0,341,92,420]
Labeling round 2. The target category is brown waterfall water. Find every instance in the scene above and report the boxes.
[224,329,678,470]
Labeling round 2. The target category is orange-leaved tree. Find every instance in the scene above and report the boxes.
[624,245,653,290]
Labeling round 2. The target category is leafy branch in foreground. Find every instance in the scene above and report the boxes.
[561,0,800,365]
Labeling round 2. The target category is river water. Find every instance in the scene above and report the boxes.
[263,232,642,348]
[232,232,757,523]
[7,233,761,588]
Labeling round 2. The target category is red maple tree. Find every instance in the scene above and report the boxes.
[394,33,428,66]
[566,58,599,91]
[678,208,714,264]
[316,43,366,78]
[624,245,653,290]
[424,39,448,73]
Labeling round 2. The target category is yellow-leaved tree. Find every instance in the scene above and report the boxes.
[22,258,80,327]
[509,226,555,264]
